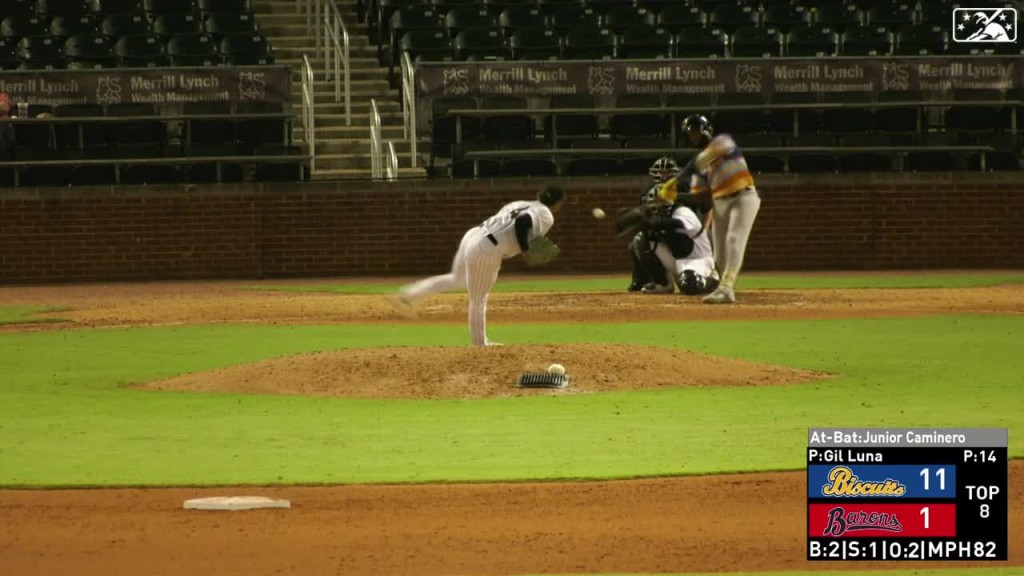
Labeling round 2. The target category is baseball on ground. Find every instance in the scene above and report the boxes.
[591,208,606,220]
[548,363,566,375]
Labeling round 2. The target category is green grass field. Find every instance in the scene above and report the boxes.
[546,571,1024,576]
[0,305,67,325]
[1,273,1020,575]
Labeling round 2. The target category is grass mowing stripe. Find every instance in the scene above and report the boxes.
[0,316,1021,486]
[0,305,69,325]
[243,273,1024,294]
[524,565,1024,569]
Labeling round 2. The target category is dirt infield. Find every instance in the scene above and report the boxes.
[2,464,1021,576]
[0,278,1021,575]
[139,343,828,400]
[1,278,1023,331]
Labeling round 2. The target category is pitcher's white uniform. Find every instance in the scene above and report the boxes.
[400,200,555,346]
[653,204,715,282]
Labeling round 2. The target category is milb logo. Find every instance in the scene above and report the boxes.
[953,7,1017,42]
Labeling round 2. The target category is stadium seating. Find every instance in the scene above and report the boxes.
[617,23,671,58]
[895,24,946,56]
[508,25,559,59]
[787,23,838,56]
[762,3,808,33]
[0,0,304,187]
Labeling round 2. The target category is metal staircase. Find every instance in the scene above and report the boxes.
[251,0,425,180]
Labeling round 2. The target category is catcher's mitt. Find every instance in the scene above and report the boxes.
[615,205,652,238]
[524,235,560,266]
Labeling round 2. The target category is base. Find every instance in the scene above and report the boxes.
[516,372,570,389]
[183,496,291,511]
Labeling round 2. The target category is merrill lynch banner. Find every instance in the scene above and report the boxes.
[418,57,1020,99]
[0,66,292,106]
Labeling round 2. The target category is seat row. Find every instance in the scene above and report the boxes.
[1,12,261,42]
[0,148,307,187]
[444,147,1020,179]
[1,0,253,18]
[376,0,977,43]
[448,132,1022,153]
[397,22,977,67]
[11,102,289,150]
[0,32,273,69]
[429,92,1024,151]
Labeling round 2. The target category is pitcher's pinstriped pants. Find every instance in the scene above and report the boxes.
[401,227,503,346]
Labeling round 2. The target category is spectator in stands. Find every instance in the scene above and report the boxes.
[0,92,15,161]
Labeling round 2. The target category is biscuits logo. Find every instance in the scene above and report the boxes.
[953,8,1017,42]
[238,72,266,100]
[442,68,470,96]
[587,66,614,95]
[823,507,904,536]
[734,64,762,93]
[882,62,909,91]
[821,466,907,497]
[95,76,121,105]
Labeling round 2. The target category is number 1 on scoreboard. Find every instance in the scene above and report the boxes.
[920,467,947,491]
[920,506,930,529]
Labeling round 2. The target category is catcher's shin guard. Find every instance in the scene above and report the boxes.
[628,239,651,291]
[633,232,668,286]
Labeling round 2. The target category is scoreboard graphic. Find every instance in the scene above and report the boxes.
[807,428,1007,561]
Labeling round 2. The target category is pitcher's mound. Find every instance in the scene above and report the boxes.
[138,344,827,400]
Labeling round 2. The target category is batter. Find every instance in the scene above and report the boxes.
[392,184,565,346]
[676,114,761,304]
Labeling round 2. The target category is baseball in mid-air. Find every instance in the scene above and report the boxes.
[548,363,566,375]
[591,207,606,220]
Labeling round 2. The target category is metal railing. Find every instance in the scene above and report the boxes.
[400,51,418,168]
[461,144,999,173]
[307,0,351,126]
[441,100,1022,144]
[386,141,399,180]
[370,98,382,179]
[300,54,317,174]
[371,99,400,181]
[304,0,319,52]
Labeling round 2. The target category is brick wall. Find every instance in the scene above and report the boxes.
[0,173,1022,283]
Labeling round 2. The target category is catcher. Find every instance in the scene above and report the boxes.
[627,156,681,292]
[392,183,564,347]
[617,179,718,296]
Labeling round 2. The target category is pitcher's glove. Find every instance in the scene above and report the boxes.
[524,235,560,266]
[615,205,652,238]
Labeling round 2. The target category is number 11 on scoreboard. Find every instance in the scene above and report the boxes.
[920,467,947,491]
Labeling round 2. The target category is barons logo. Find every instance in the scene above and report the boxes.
[822,466,907,497]
[824,507,904,536]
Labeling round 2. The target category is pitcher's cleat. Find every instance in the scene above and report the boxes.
[702,286,736,304]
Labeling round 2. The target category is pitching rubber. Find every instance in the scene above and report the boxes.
[516,373,570,389]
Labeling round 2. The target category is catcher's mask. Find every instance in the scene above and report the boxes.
[642,181,676,213]
[683,114,713,148]
[648,156,680,184]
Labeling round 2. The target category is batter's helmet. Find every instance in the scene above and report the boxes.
[683,114,714,145]
[648,156,680,184]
